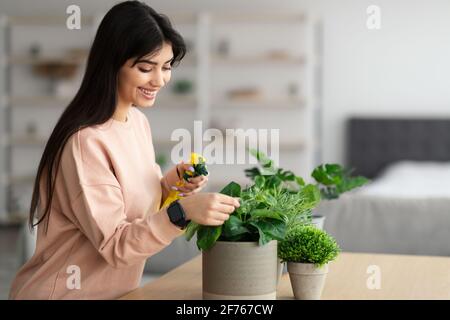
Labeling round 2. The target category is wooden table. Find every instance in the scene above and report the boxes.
[120,252,450,300]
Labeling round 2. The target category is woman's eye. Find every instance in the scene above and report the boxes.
[138,68,152,73]
[163,66,172,71]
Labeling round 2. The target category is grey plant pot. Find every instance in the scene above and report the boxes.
[287,262,329,300]
[203,240,278,300]
[277,258,284,285]
[312,215,326,230]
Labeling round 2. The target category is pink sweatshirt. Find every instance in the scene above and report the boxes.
[9,107,184,299]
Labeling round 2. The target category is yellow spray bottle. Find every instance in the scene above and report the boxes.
[161,153,208,209]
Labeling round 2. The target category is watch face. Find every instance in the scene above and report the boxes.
[169,202,185,226]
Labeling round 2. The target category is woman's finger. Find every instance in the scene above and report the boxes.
[180,189,201,197]
[187,176,208,184]
[213,203,236,214]
[211,212,231,222]
[176,183,199,192]
[216,194,241,207]
[178,163,195,177]
[174,186,192,193]
[207,219,227,226]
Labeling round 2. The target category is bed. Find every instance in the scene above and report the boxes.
[315,118,450,256]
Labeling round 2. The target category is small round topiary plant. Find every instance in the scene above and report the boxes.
[278,225,340,267]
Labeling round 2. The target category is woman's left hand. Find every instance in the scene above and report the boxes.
[167,162,209,197]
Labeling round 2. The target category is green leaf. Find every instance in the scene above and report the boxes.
[301,184,321,206]
[248,219,286,246]
[222,215,249,238]
[295,176,305,187]
[255,175,265,188]
[338,176,370,194]
[248,209,284,221]
[245,167,261,180]
[312,164,343,186]
[184,221,200,241]
[219,181,241,197]
[197,226,222,251]
[265,175,282,189]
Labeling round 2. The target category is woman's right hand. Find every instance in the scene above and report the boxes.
[178,193,240,226]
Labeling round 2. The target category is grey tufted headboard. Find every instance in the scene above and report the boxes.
[347,118,450,178]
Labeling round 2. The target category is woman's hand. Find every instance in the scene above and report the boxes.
[168,162,209,196]
[178,193,240,226]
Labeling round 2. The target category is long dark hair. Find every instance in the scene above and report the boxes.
[29,1,186,231]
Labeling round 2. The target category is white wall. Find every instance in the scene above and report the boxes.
[2,0,450,165]
[318,0,450,164]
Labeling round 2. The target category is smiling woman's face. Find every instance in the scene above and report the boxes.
[117,41,173,108]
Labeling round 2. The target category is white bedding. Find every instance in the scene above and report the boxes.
[358,161,450,198]
[316,161,450,256]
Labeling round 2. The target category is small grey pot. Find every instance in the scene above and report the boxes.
[287,262,329,300]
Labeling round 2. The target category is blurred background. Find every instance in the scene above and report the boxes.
[2,0,450,299]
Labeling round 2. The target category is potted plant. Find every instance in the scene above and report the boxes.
[243,149,368,279]
[278,224,340,300]
[310,164,369,229]
[185,177,320,300]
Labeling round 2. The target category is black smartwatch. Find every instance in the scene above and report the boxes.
[167,200,190,229]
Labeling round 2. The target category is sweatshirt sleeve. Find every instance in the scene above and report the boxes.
[60,131,184,269]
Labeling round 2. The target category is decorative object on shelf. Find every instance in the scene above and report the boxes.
[25,121,38,137]
[8,194,21,216]
[279,225,340,300]
[288,82,300,99]
[32,60,79,94]
[171,79,194,95]
[226,87,263,101]
[216,38,230,57]
[66,47,89,62]
[265,49,291,60]
[28,43,41,58]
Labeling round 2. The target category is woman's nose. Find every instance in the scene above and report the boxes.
[150,69,165,88]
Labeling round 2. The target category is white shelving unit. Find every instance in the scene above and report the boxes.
[0,14,99,224]
[0,11,323,224]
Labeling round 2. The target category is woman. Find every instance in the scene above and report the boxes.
[9,1,239,300]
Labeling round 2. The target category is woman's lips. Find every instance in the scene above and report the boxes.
[138,87,157,100]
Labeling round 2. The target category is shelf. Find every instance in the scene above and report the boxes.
[7,95,72,106]
[154,94,197,109]
[211,55,306,66]
[8,135,47,147]
[7,15,95,26]
[212,98,306,109]
[6,174,36,186]
[194,135,306,154]
[0,212,28,226]
[211,13,306,24]
[7,55,86,65]
[8,95,196,109]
